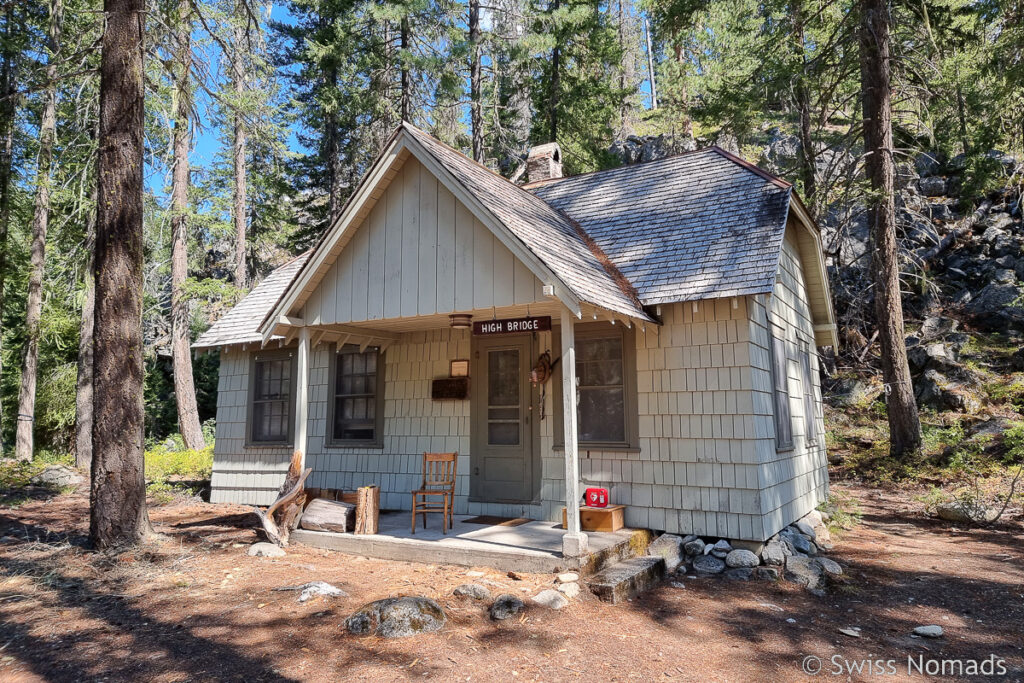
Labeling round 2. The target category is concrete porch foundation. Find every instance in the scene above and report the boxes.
[291,511,651,574]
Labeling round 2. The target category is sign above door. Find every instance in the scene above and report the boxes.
[472,316,551,336]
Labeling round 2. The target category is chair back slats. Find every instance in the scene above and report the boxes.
[421,452,457,491]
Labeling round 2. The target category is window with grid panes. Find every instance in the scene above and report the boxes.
[331,347,381,444]
[576,335,626,443]
[250,353,294,444]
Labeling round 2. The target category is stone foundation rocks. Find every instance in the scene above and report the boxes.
[645,510,840,593]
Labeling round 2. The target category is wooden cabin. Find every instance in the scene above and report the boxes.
[194,123,838,555]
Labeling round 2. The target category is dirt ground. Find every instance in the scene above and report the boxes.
[0,485,1022,682]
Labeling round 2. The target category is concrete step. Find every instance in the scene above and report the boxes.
[586,555,666,604]
[577,528,654,576]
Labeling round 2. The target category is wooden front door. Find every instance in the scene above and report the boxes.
[471,335,537,503]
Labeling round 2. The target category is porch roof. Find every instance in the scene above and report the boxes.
[193,253,309,349]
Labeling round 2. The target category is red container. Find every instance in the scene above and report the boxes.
[585,487,609,508]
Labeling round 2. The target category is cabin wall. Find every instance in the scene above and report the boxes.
[303,156,547,326]
[547,301,771,540]
[749,226,830,538]
[210,348,294,505]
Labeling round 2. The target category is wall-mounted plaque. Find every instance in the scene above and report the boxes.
[450,359,469,377]
[432,377,469,400]
[472,316,551,336]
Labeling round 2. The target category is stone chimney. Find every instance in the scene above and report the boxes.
[526,142,563,182]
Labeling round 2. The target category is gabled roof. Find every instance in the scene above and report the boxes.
[401,125,646,319]
[529,146,794,306]
[197,126,837,349]
[192,253,309,349]
[257,123,651,340]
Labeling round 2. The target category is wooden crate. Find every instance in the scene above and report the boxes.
[561,504,625,532]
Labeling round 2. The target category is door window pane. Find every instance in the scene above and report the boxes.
[772,334,793,449]
[333,348,380,443]
[487,349,520,445]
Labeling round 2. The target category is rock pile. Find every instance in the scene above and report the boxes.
[651,510,842,592]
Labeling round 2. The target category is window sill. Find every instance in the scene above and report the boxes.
[244,442,293,449]
[552,444,641,454]
[324,442,385,450]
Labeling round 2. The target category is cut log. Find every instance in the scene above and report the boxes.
[253,450,311,546]
[300,498,356,533]
[355,485,380,535]
[914,199,993,265]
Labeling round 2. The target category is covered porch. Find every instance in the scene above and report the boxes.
[273,300,639,559]
[289,510,649,574]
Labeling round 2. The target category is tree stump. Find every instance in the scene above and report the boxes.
[254,451,311,546]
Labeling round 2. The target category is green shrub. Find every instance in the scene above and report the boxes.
[145,443,214,483]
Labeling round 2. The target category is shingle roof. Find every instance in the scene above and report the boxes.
[402,124,648,320]
[193,253,310,348]
[529,147,793,306]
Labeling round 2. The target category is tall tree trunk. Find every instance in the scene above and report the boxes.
[859,0,921,457]
[14,0,62,461]
[91,0,153,548]
[0,6,18,454]
[232,7,248,288]
[549,0,560,141]
[672,38,693,139]
[469,0,483,162]
[75,192,96,470]
[791,0,816,207]
[644,16,657,110]
[400,14,411,122]
[170,14,205,451]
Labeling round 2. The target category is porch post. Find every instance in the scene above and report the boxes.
[560,307,588,557]
[294,326,310,470]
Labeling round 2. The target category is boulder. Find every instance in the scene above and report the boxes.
[692,555,726,575]
[683,538,706,557]
[489,594,525,620]
[936,500,999,524]
[780,529,817,556]
[647,534,685,572]
[784,555,823,590]
[793,520,817,541]
[761,541,788,566]
[725,549,760,568]
[248,542,285,558]
[30,464,85,489]
[724,568,754,581]
[755,567,780,581]
[556,572,579,584]
[710,539,732,558]
[532,589,569,610]
[918,176,947,196]
[913,625,944,638]
[557,582,581,599]
[916,369,983,414]
[914,152,942,177]
[453,584,491,600]
[817,557,843,577]
[919,316,959,341]
[345,597,446,637]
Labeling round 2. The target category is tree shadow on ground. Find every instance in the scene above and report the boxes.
[0,549,303,682]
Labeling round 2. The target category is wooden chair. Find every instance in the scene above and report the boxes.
[411,452,457,534]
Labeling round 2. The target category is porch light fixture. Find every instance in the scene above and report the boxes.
[449,314,473,329]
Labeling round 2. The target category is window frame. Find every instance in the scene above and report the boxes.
[769,328,794,452]
[326,343,386,449]
[801,341,818,446]
[245,348,298,448]
[553,323,639,452]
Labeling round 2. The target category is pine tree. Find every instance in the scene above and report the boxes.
[14,0,62,461]
[91,0,152,548]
